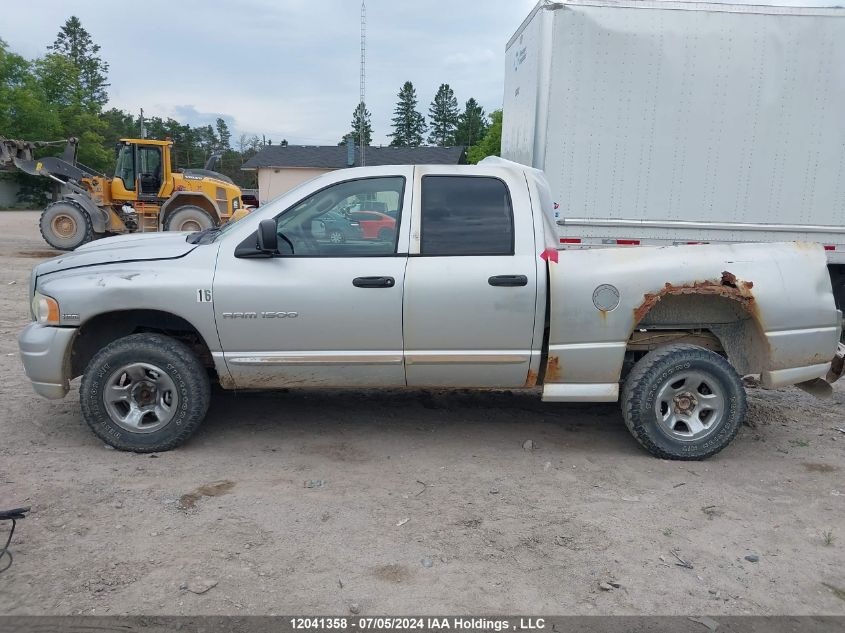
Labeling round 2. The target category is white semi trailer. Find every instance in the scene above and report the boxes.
[502,0,845,308]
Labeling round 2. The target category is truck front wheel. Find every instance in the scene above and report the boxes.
[80,334,211,452]
[621,344,746,460]
[40,201,94,250]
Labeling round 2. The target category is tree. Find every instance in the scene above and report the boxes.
[197,125,217,152]
[33,52,111,172]
[47,16,109,108]
[467,109,503,164]
[389,81,426,147]
[215,117,231,151]
[101,107,138,142]
[427,83,459,146]
[339,102,373,146]
[2,33,277,190]
[0,39,62,140]
[455,98,488,147]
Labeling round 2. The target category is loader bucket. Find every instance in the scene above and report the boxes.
[0,139,35,172]
[0,143,10,171]
[11,158,43,177]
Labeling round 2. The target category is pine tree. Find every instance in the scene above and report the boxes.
[339,102,373,146]
[427,83,459,146]
[467,109,503,164]
[215,117,232,151]
[48,16,109,108]
[389,81,426,147]
[455,98,488,147]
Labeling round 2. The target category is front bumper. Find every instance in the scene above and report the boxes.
[18,322,76,399]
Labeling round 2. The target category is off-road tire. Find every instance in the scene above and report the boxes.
[80,334,211,452]
[621,344,746,460]
[40,200,94,250]
[163,205,215,232]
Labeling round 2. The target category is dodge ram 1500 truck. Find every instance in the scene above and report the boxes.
[18,158,845,459]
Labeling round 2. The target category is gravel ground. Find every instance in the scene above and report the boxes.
[0,211,843,615]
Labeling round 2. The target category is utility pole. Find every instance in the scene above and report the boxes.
[140,108,146,139]
[359,0,366,166]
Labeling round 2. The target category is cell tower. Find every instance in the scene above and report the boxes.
[359,0,366,166]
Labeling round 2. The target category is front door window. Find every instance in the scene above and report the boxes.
[274,177,404,256]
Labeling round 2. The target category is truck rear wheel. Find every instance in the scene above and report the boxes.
[621,344,746,460]
[40,200,94,251]
[80,333,211,452]
[164,206,215,232]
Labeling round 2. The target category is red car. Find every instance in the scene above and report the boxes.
[348,210,396,241]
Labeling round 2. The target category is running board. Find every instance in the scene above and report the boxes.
[542,383,619,402]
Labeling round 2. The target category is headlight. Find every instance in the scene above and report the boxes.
[31,291,60,324]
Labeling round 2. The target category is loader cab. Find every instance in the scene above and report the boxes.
[111,139,173,202]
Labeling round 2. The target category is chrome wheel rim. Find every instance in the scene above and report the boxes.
[654,370,724,441]
[329,231,343,243]
[103,362,179,433]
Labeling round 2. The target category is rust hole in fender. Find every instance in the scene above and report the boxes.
[720,270,754,291]
[633,273,757,325]
[721,271,738,287]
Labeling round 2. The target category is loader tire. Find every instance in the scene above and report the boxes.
[164,206,215,233]
[80,334,211,452]
[40,200,94,251]
[621,344,746,460]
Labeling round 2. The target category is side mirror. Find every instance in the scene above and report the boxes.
[256,219,278,254]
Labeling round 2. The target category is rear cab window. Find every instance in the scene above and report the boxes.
[420,176,514,256]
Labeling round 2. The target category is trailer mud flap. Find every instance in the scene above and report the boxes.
[795,343,845,399]
[827,343,845,383]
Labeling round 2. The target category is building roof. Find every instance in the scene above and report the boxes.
[242,145,466,170]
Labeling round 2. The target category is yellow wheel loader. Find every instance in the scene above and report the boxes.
[0,137,249,250]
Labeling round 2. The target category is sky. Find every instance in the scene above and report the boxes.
[1,0,539,146]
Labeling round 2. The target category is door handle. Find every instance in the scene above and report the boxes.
[353,276,395,288]
[488,275,528,287]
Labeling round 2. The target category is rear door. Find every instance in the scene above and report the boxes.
[403,168,539,387]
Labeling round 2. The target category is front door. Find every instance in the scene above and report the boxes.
[403,170,539,387]
[214,171,412,388]
[136,145,163,201]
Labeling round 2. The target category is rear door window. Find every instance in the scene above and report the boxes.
[420,176,514,256]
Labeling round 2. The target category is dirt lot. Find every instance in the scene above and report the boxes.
[0,210,843,616]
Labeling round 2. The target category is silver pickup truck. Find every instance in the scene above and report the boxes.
[18,159,844,459]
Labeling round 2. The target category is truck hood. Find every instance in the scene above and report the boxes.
[36,232,198,277]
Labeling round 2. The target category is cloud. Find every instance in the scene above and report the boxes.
[170,106,233,129]
[1,0,539,145]
[444,49,497,67]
